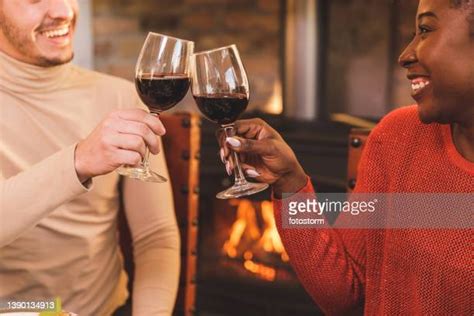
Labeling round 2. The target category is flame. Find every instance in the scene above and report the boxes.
[243,259,276,281]
[258,201,289,262]
[222,199,260,258]
[222,199,290,281]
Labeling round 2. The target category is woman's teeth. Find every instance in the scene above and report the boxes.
[411,80,430,93]
[41,26,69,38]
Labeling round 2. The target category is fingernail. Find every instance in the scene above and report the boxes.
[226,137,241,148]
[220,148,226,164]
[246,169,261,178]
[225,161,232,176]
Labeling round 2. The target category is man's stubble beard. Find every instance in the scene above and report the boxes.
[0,11,74,67]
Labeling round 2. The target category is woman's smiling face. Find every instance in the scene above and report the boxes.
[398,0,474,124]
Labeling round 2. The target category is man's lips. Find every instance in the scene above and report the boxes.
[37,24,71,45]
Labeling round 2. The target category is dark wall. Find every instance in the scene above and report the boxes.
[324,0,418,118]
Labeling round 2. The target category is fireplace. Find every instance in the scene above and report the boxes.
[197,199,321,316]
[203,198,291,284]
[194,114,351,316]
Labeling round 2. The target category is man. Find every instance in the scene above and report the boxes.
[220,0,473,314]
[0,0,179,315]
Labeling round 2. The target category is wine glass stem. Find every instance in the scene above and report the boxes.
[142,148,151,168]
[223,125,247,185]
[141,111,160,168]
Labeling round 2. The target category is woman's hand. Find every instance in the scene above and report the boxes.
[217,118,307,197]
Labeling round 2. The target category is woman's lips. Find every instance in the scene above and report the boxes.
[411,77,431,99]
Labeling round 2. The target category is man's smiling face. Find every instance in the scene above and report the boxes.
[0,0,78,67]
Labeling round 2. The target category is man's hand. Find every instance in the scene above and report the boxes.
[217,118,307,197]
[74,109,166,183]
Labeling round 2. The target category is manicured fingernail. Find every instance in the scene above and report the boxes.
[226,137,241,148]
[225,161,232,176]
[246,169,261,178]
[220,148,226,163]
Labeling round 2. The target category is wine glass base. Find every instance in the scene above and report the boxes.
[116,165,167,183]
[216,182,269,199]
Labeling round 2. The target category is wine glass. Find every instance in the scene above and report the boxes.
[117,32,194,182]
[191,44,269,199]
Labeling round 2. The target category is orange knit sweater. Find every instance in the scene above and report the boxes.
[274,106,473,315]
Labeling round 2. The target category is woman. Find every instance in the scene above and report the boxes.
[219,0,473,314]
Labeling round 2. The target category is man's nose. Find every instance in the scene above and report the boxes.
[47,0,75,21]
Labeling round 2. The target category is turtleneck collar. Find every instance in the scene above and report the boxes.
[0,50,72,93]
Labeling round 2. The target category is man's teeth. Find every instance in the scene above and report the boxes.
[411,81,430,92]
[41,26,69,38]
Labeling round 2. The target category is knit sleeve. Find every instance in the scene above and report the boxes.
[114,77,179,314]
[0,144,92,247]
[273,179,366,315]
[121,138,180,316]
[272,125,389,315]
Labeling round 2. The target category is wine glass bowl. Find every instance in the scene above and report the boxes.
[191,45,269,199]
[135,74,190,113]
[193,92,249,126]
[117,32,194,182]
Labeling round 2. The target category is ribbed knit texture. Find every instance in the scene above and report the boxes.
[0,50,179,315]
[274,105,473,315]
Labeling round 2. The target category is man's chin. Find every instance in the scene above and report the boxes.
[36,51,74,67]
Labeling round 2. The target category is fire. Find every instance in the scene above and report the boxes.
[243,258,276,282]
[259,201,290,262]
[222,199,260,258]
[222,199,290,281]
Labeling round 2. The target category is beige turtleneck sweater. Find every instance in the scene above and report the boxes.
[0,51,179,315]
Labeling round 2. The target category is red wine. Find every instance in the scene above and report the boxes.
[135,74,190,112]
[193,93,248,125]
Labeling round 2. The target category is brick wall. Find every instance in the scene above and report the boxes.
[92,0,417,119]
[92,0,282,112]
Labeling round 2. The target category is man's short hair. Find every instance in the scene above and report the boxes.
[450,0,474,37]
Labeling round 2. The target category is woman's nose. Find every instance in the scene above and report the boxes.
[398,41,417,68]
